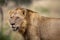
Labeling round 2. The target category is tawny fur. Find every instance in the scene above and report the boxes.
[9,8,60,40]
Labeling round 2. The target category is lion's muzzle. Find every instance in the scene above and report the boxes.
[12,26,19,31]
[10,23,19,31]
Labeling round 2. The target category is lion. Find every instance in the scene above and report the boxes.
[9,7,60,40]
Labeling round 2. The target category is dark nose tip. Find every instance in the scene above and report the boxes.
[11,23,15,25]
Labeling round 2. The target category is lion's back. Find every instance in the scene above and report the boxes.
[40,18,60,40]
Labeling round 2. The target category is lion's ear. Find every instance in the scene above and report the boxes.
[8,10,12,16]
[23,9,27,16]
[8,10,14,15]
[8,10,11,14]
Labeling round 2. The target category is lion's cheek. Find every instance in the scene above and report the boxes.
[18,21,27,34]
[18,27,26,34]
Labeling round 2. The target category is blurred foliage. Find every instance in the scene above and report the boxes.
[35,7,50,13]
[0,0,5,6]
[0,31,11,40]
[3,23,10,32]
[13,0,32,6]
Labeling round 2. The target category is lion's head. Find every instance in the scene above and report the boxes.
[9,8,27,34]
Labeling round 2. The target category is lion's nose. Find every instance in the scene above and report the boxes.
[11,23,15,28]
[11,23,15,25]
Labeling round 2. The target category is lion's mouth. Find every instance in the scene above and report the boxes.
[12,25,19,31]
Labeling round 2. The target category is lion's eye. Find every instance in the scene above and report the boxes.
[23,12,24,15]
[16,17,19,19]
[10,17,12,18]
[15,17,20,21]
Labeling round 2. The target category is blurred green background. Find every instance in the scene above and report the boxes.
[0,0,60,40]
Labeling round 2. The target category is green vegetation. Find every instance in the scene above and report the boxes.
[13,0,32,6]
[0,0,5,5]
[0,31,11,40]
[35,7,50,13]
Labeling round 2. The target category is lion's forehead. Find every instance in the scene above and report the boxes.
[11,13,20,17]
[9,9,25,19]
[9,9,23,17]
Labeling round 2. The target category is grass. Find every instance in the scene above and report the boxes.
[0,31,11,40]
[0,19,11,40]
[35,7,50,13]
